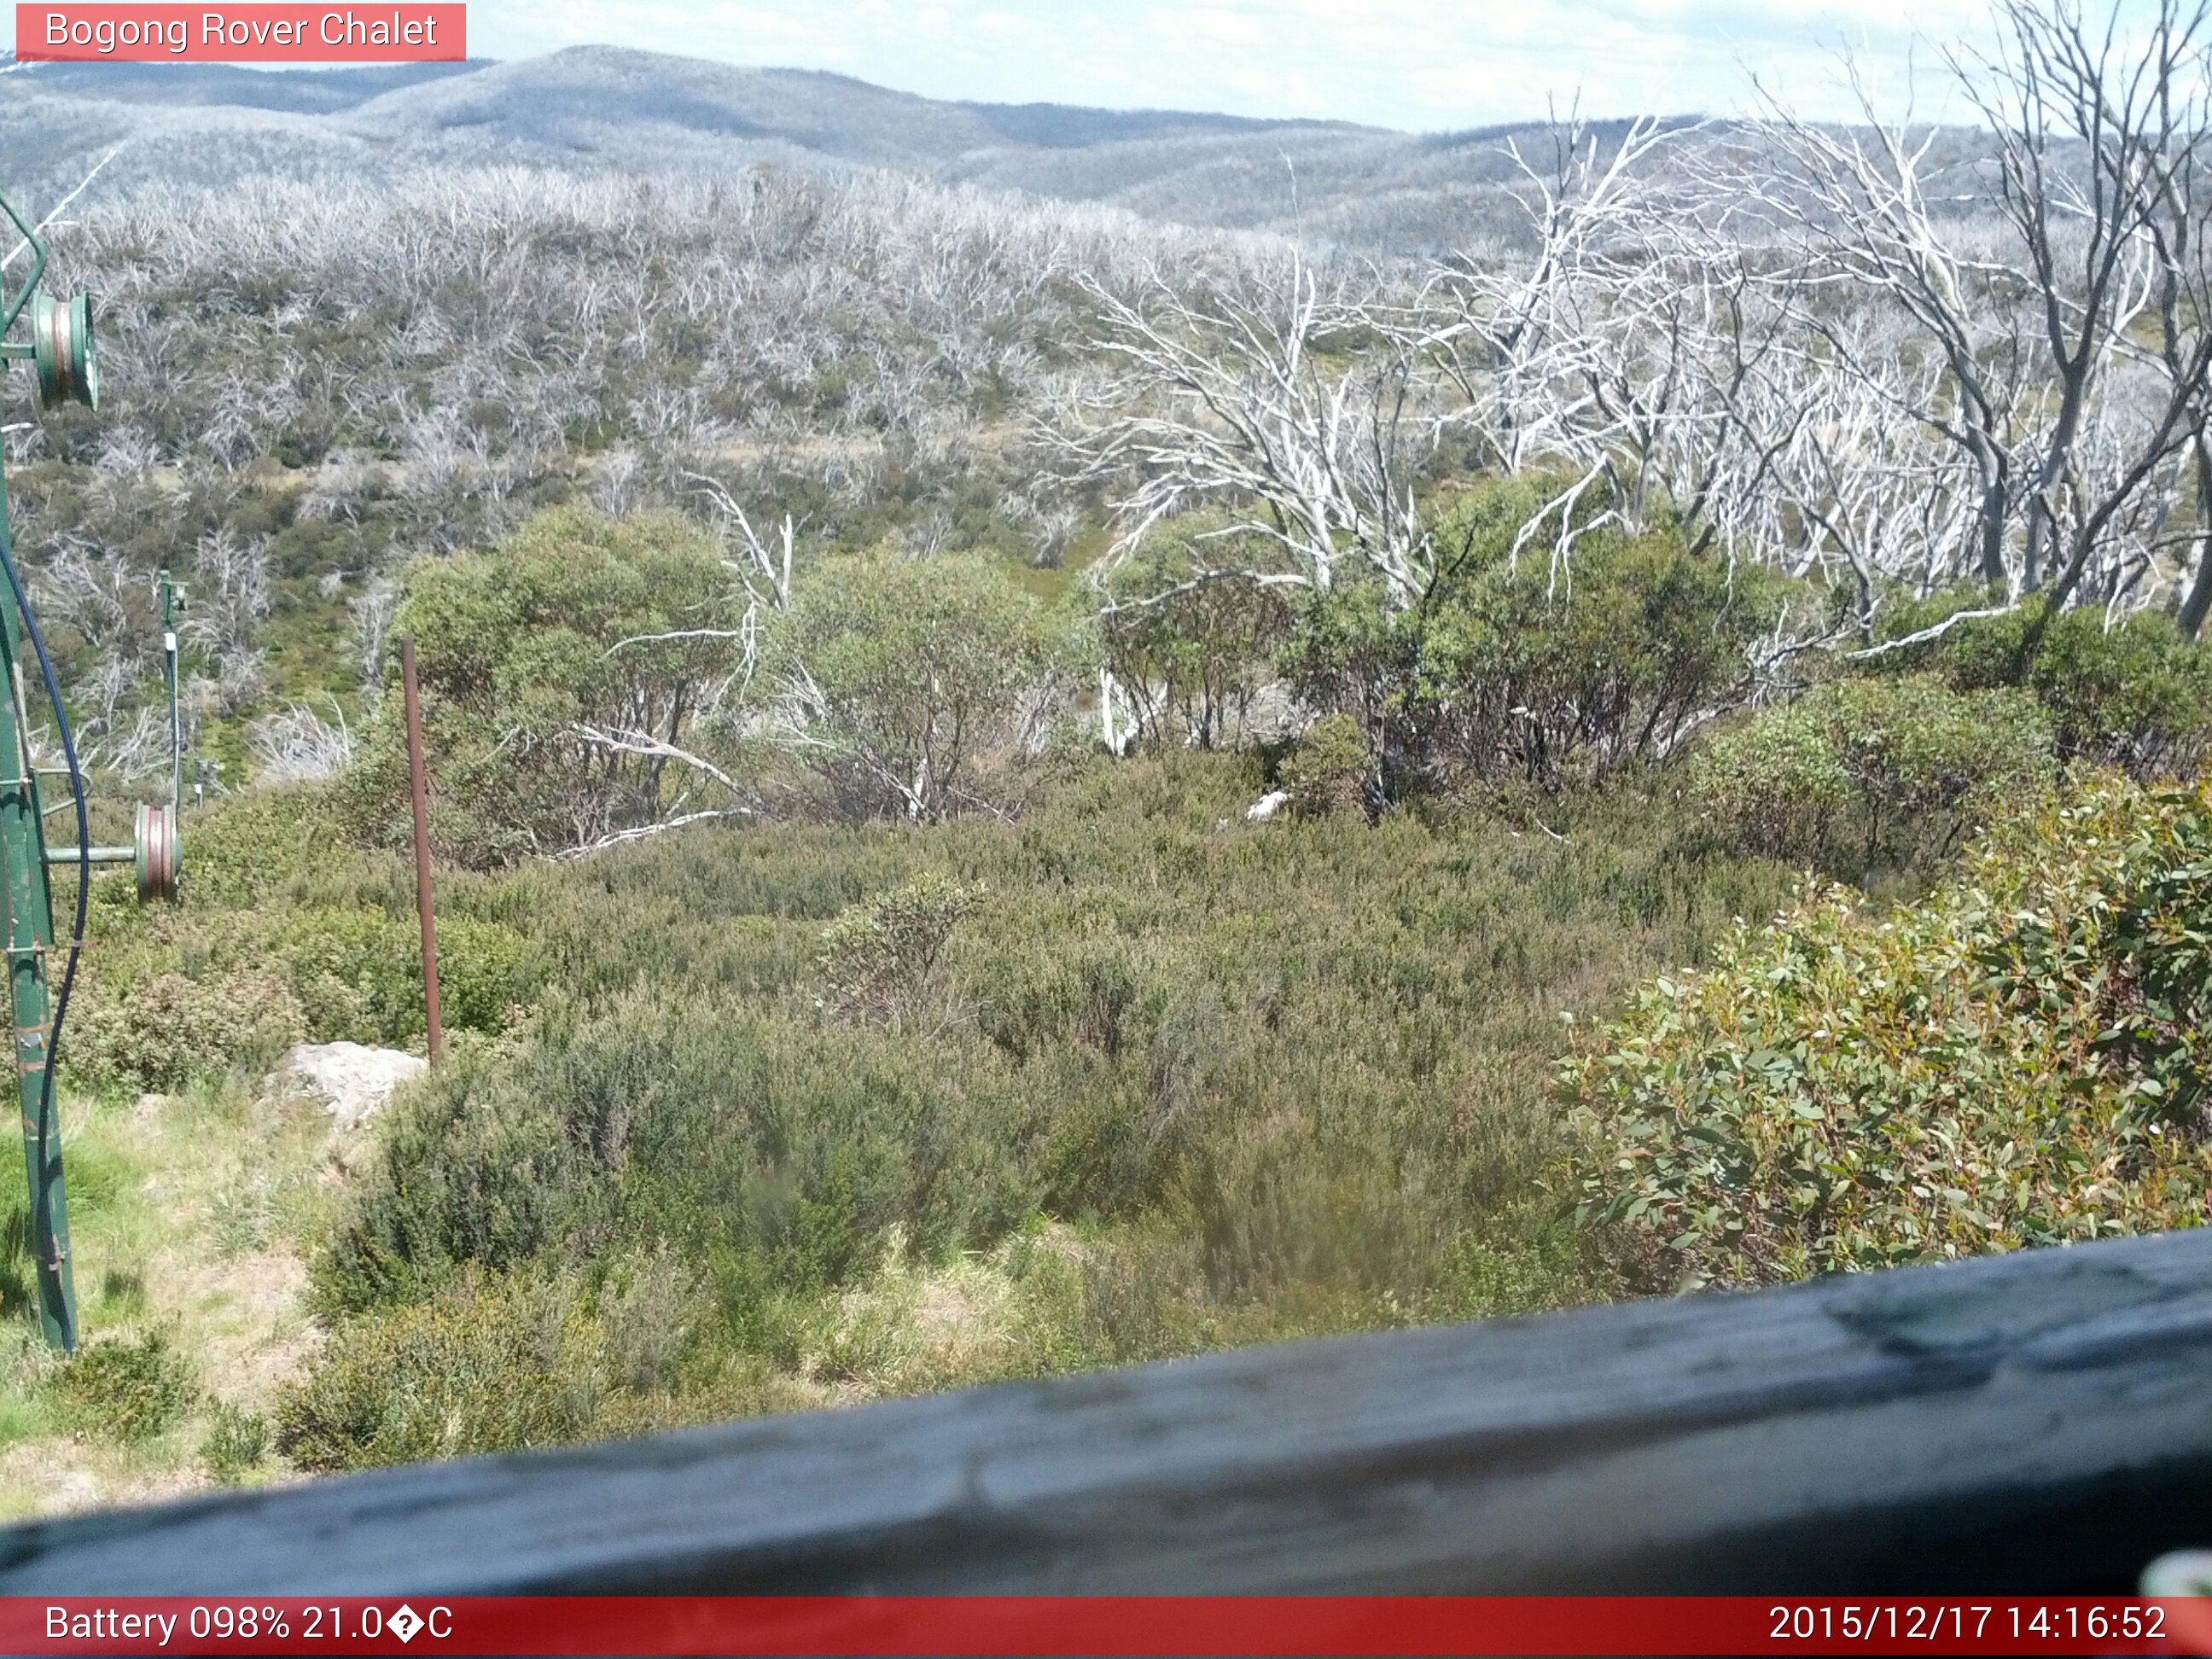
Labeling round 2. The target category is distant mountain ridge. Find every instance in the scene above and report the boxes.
[3,55,481,110]
[6,48,1367,139]
[0,45,1646,253]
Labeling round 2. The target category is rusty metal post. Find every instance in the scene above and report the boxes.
[399,637,445,1064]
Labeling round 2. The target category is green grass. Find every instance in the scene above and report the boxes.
[0,752,1795,1484]
[0,1074,341,1516]
[269,752,1795,1469]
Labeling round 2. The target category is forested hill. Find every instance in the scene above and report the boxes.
[0,46,1623,252]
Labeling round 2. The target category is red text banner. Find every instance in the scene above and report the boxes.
[15,4,464,61]
[0,1597,2209,1656]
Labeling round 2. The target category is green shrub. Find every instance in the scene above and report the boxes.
[1868,595,2212,775]
[1278,713,1370,818]
[779,550,1071,820]
[1690,675,2054,876]
[339,507,748,867]
[279,907,422,1045]
[276,906,531,1045]
[199,1400,271,1484]
[1284,480,1796,795]
[1276,579,1419,765]
[816,874,981,1030]
[318,993,1045,1314]
[436,917,535,1033]
[60,1332,197,1443]
[296,753,1796,1421]
[276,1271,610,1472]
[67,964,306,1092]
[1567,771,2212,1290]
[1099,520,1295,749]
[597,1249,699,1394]
[182,786,341,911]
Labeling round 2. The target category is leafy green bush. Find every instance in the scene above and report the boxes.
[1690,675,2054,876]
[1099,521,1295,750]
[1284,480,1795,795]
[779,550,1070,820]
[182,786,341,911]
[66,883,528,1090]
[1278,713,1370,817]
[1567,772,2212,1290]
[277,907,530,1045]
[436,917,535,1033]
[817,874,981,1029]
[67,965,306,1092]
[296,754,1794,1366]
[276,1271,610,1472]
[60,1332,197,1443]
[279,907,422,1046]
[200,1400,271,1484]
[1868,595,2212,774]
[340,506,747,866]
[318,992,1045,1315]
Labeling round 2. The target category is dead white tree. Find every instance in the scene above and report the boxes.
[678,469,795,698]
[1739,0,2212,620]
[1418,111,1683,482]
[1966,0,2212,609]
[248,699,354,784]
[0,144,125,275]
[1056,259,1441,610]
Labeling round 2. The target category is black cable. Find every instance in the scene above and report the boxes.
[0,533,86,1342]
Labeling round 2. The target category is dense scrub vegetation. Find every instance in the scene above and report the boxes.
[14,0,2212,1499]
[31,469,2212,1482]
[73,760,1784,1470]
[1570,773,2212,1289]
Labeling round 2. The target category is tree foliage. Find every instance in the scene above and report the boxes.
[1097,519,1295,753]
[343,506,748,865]
[1569,773,2212,1290]
[1866,595,2212,775]
[1690,675,2054,876]
[779,551,1069,820]
[1284,481,1795,793]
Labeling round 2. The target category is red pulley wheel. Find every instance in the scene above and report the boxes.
[134,803,178,903]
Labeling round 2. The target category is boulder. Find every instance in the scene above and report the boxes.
[274,1042,427,1133]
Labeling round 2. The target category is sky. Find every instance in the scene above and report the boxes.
[0,0,2046,130]
[458,0,1996,130]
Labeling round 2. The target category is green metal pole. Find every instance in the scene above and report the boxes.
[0,445,74,1351]
[161,570,179,818]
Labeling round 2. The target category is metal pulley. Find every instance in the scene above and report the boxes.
[135,801,178,903]
[45,802,182,903]
[32,292,97,412]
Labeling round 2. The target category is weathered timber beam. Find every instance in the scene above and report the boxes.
[3,1229,2211,1594]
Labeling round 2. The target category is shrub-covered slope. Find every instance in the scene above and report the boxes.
[55,755,1790,1471]
[1571,772,2212,1289]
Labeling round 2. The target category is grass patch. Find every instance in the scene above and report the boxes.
[276,752,1794,1467]
[0,1074,342,1515]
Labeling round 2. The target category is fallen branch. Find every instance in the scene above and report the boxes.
[552,810,754,862]
[570,723,755,802]
[1843,603,2017,661]
[604,628,754,655]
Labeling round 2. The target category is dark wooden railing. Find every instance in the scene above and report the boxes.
[2,1227,2209,1594]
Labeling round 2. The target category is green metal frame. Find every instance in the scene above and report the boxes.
[0,195,76,1352]
[0,435,75,1353]
[0,193,47,339]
